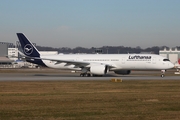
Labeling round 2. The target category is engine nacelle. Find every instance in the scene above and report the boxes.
[114,70,131,75]
[90,65,109,75]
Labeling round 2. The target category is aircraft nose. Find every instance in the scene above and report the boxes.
[169,62,174,69]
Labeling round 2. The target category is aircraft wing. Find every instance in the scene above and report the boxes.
[24,56,115,68]
[41,57,90,67]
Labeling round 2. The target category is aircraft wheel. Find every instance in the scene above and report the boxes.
[80,73,84,77]
[87,73,91,77]
[161,74,164,78]
[83,73,91,77]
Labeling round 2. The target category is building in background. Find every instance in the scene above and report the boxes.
[159,48,180,64]
[0,42,8,56]
[0,42,14,67]
[0,41,59,68]
[8,48,18,61]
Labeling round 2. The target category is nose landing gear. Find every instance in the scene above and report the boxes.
[161,70,166,77]
[161,74,164,77]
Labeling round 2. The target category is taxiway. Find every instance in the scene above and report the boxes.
[0,69,179,81]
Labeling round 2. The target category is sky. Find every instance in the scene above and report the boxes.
[0,0,180,48]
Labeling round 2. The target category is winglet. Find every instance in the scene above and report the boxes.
[16,33,40,57]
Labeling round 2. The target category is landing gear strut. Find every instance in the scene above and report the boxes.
[161,70,166,78]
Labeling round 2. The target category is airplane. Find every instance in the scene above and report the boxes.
[16,33,174,77]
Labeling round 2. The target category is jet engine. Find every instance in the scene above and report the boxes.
[90,65,109,75]
[114,70,131,75]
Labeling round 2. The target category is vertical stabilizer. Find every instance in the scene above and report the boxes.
[16,33,40,57]
[16,33,46,66]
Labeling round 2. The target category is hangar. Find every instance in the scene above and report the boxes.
[159,47,180,64]
[0,42,14,67]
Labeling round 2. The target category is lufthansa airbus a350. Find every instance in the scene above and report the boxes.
[17,33,174,77]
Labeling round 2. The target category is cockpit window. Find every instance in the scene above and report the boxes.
[163,59,170,61]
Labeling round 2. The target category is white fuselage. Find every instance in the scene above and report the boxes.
[41,54,174,71]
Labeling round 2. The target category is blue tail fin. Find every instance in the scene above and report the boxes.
[16,33,46,66]
[17,33,40,57]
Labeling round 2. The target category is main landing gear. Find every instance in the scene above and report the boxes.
[161,70,166,78]
[80,73,103,77]
[80,73,91,77]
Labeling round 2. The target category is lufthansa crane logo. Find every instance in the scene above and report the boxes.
[24,44,33,55]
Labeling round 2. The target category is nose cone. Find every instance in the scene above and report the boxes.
[168,62,174,69]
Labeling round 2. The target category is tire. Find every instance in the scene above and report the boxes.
[80,73,84,77]
[87,73,91,77]
[161,74,164,78]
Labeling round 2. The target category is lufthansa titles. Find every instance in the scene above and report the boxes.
[128,55,151,60]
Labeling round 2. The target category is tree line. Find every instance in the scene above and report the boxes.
[36,45,176,54]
